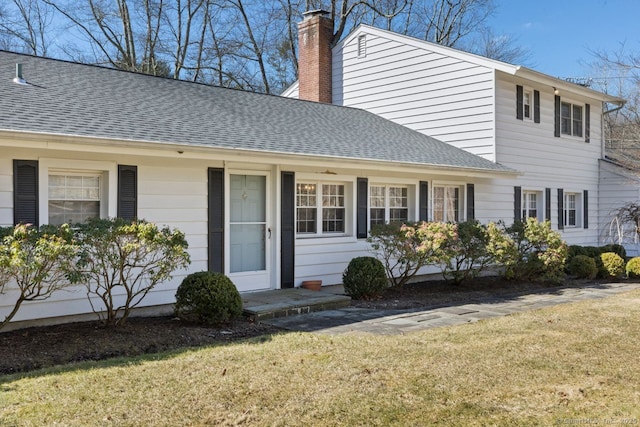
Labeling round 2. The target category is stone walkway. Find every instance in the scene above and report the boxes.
[263,281,640,335]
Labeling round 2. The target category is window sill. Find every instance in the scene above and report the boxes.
[295,235,357,245]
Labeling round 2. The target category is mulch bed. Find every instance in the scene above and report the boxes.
[0,276,613,375]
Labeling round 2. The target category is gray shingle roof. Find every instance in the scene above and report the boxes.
[0,51,514,174]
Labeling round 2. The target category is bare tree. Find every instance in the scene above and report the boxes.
[0,0,54,55]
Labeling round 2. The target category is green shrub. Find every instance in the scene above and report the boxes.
[368,221,456,288]
[75,218,190,327]
[598,252,625,279]
[601,244,627,260]
[567,255,597,279]
[441,220,493,285]
[174,271,242,324]
[487,218,568,283]
[343,256,388,299]
[626,257,640,278]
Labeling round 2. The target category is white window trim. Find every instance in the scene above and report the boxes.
[295,177,353,238]
[522,189,545,222]
[563,191,582,229]
[369,183,415,229]
[560,98,585,138]
[522,87,533,121]
[38,158,117,225]
[432,182,464,223]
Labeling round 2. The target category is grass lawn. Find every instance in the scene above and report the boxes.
[2,290,640,426]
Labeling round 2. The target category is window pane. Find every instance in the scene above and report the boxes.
[370,208,385,226]
[572,105,583,137]
[370,186,385,208]
[322,208,344,232]
[389,187,408,208]
[390,208,408,223]
[48,174,101,225]
[561,102,571,134]
[524,91,531,118]
[296,208,316,233]
[296,183,316,207]
[433,187,444,222]
[445,187,459,222]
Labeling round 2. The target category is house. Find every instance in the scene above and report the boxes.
[0,50,516,327]
[284,11,626,247]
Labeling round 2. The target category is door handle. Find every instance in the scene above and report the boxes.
[268,227,271,239]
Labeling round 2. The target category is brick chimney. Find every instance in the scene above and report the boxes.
[298,10,333,103]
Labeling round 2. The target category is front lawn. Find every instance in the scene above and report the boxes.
[2,290,639,426]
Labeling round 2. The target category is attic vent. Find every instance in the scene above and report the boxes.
[357,35,366,58]
[13,63,28,85]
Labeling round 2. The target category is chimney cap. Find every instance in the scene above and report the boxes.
[303,9,330,20]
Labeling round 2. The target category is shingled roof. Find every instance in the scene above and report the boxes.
[0,51,514,174]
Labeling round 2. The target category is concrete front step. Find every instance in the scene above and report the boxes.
[242,287,351,322]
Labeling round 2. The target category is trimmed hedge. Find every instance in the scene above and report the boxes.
[598,252,625,279]
[174,271,242,324]
[567,255,597,280]
[626,257,640,278]
[342,256,388,299]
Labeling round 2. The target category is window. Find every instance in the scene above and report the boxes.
[521,190,546,221]
[564,193,578,227]
[48,173,102,225]
[370,185,409,227]
[523,90,532,120]
[561,102,583,137]
[296,182,346,235]
[433,186,459,222]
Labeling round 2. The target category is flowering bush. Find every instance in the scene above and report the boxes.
[440,220,493,285]
[0,224,77,329]
[487,218,567,283]
[368,221,456,287]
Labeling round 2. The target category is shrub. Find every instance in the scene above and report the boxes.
[368,221,456,288]
[342,256,388,299]
[441,220,493,285]
[487,218,567,283]
[174,271,242,324]
[601,244,627,260]
[74,218,190,327]
[626,257,640,278]
[567,255,597,280]
[598,252,625,279]
[0,224,77,329]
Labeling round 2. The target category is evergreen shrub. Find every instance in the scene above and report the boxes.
[342,256,388,299]
[175,271,242,324]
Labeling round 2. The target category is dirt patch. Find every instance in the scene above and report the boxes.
[0,276,617,375]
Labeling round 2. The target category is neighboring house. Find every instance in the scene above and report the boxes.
[0,51,516,326]
[284,11,626,247]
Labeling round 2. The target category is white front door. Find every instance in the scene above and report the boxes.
[228,172,271,292]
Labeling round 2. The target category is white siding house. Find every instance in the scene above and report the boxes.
[0,50,515,327]
[283,23,625,247]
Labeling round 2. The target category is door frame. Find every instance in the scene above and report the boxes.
[224,169,273,292]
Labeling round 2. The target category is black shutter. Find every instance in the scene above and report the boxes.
[554,95,561,137]
[208,168,224,273]
[534,90,541,123]
[117,165,137,221]
[281,172,295,288]
[514,186,522,223]
[419,181,429,221]
[466,183,475,221]
[557,188,564,230]
[545,188,551,221]
[583,190,589,229]
[357,178,368,238]
[585,103,590,143]
[13,160,39,226]
[516,85,524,120]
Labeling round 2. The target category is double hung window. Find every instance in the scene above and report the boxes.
[433,186,459,222]
[370,185,408,227]
[48,173,102,225]
[561,102,583,137]
[296,182,346,235]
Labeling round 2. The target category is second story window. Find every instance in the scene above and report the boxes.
[561,102,583,137]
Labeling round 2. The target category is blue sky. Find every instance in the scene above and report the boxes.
[487,0,639,79]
